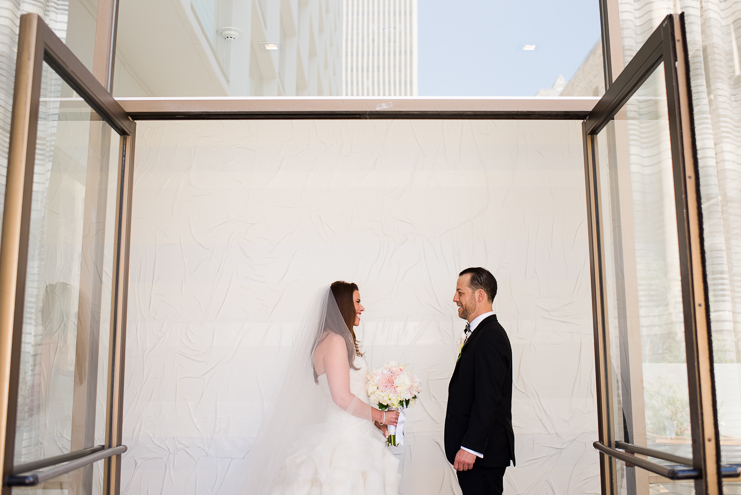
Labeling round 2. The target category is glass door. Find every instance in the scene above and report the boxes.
[583,13,739,495]
[0,14,135,495]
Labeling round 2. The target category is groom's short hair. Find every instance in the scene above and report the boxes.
[459,267,497,302]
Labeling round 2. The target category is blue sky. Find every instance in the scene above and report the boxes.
[417,0,602,96]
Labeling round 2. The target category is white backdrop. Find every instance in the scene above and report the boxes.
[122,119,600,495]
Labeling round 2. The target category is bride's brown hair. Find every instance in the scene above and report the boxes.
[330,281,364,359]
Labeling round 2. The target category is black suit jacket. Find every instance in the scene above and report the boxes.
[444,314,515,468]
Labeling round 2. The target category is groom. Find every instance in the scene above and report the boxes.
[445,267,515,495]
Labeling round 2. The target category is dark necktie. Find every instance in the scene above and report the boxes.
[463,322,472,343]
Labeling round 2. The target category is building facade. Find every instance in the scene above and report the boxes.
[342,0,418,96]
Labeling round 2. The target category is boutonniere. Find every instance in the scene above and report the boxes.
[456,331,467,362]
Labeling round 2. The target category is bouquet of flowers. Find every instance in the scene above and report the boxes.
[366,361,421,446]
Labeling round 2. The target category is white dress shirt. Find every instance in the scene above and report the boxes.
[460,311,495,459]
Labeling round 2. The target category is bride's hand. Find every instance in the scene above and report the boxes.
[383,410,399,427]
[374,421,390,438]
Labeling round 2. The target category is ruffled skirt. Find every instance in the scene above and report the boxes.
[271,410,400,495]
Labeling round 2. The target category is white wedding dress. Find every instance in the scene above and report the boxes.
[271,356,400,495]
[244,289,399,495]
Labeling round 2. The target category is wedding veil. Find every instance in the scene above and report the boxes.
[242,287,369,493]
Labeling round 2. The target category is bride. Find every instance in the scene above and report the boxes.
[243,281,401,494]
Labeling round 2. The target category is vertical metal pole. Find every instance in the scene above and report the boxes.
[103,128,135,495]
[93,0,120,92]
[93,3,126,493]
[661,15,722,495]
[598,0,625,91]
[70,0,122,481]
[69,4,121,491]
[596,3,647,492]
[0,14,45,495]
[69,119,113,495]
[604,117,649,495]
[583,127,618,495]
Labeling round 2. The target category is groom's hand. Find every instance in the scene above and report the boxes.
[454,449,476,471]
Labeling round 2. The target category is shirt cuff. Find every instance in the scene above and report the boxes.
[461,446,484,458]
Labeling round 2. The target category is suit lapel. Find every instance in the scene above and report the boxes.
[452,315,496,378]
[462,314,496,353]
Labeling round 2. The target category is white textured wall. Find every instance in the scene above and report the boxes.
[123,119,599,495]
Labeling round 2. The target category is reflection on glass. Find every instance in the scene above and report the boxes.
[597,64,694,487]
[65,0,100,72]
[618,2,741,480]
[12,63,119,493]
[649,482,695,495]
[114,0,602,97]
[0,0,99,248]
[191,0,233,78]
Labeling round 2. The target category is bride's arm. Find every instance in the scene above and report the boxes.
[322,334,398,426]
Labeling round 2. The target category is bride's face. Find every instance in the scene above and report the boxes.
[353,290,364,326]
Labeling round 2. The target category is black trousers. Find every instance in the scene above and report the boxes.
[457,466,507,495]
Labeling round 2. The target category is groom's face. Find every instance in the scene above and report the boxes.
[454,274,476,322]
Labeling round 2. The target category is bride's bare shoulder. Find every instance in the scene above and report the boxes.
[313,333,346,374]
[316,332,346,356]
[320,332,345,348]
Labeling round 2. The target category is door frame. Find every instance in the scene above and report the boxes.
[0,13,135,495]
[583,13,725,495]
